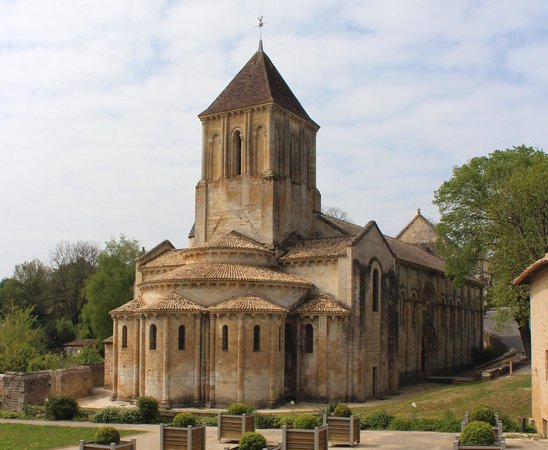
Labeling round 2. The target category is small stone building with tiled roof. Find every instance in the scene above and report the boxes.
[514,254,548,437]
[108,41,483,408]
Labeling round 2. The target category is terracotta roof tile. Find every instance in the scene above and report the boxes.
[199,49,317,127]
[280,236,352,261]
[294,294,350,316]
[384,236,445,272]
[110,297,145,315]
[147,263,312,286]
[141,249,187,268]
[137,292,206,313]
[209,295,288,314]
[513,253,548,285]
[199,231,273,254]
[103,336,113,344]
[317,213,363,236]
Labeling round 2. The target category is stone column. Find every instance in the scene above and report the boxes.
[111,317,118,400]
[132,316,140,399]
[268,315,276,406]
[208,315,216,406]
[318,316,328,399]
[265,108,275,176]
[237,314,245,402]
[139,315,146,395]
[161,315,170,408]
[194,314,202,405]
[222,116,228,178]
[201,122,207,180]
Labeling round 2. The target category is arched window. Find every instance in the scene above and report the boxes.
[121,325,128,349]
[304,324,313,353]
[222,325,228,351]
[149,324,157,350]
[178,325,185,350]
[210,134,222,181]
[253,325,260,352]
[232,130,242,176]
[372,269,380,312]
[255,126,266,174]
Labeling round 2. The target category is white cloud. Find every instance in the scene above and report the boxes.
[0,0,547,277]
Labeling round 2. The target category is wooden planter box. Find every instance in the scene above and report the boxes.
[324,414,360,447]
[160,423,206,450]
[79,440,136,450]
[217,413,256,442]
[453,437,506,450]
[222,446,281,450]
[280,425,328,450]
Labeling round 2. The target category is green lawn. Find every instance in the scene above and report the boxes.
[0,423,144,450]
[353,373,532,421]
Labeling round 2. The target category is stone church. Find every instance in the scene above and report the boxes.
[107,41,484,408]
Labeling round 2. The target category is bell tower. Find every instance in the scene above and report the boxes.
[192,42,321,248]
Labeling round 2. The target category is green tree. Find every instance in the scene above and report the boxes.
[434,145,548,357]
[0,306,45,372]
[81,236,141,342]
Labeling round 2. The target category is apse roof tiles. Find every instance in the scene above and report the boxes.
[150,262,312,286]
[209,295,288,314]
[199,231,273,254]
[294,294,350,316]
[137,292,206,313]
[110,296,145,315]
[199,49,317,127]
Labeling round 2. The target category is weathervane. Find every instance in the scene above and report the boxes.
[257,16,266,40]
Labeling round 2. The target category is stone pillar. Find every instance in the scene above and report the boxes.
[208,315,216,406]
[139,315,146,395]
[268,315,276,406]
[265,108,275,176]
[237,314,245,402]
[194,314,202,405]
[111,317,118,400]
[132,316,140,399]
[161,315,170,408]
[201,122,207,180]
[222,116,228,178]
[318,316,328,399]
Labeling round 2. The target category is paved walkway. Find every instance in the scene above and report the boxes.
[1,419,547,449]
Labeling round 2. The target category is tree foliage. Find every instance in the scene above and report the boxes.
[81,236,141,342]
[0,306,44,372]
[434,145,548,353]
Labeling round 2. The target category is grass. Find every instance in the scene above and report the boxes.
[0,423,144,450]
[353,373,532,421]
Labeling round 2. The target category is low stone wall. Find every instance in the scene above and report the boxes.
[104,343,112,388]
[0,364,104,412]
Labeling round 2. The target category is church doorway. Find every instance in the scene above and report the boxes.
[421,321,438,375]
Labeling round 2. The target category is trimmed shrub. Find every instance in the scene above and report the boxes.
[256,413,276,429]
[120,407,142,424]
[172,412,197,428]
[273,414,296,428]
[227,402,255,415]
[460,421,496,446]
[239,431,267,450]
[294,414,321,430]
[202,415,218,426]
[362,410,393,430]
[91,407,125,423]
[470,404,496,426]
[44,395,79,420]
[333,404,353,417]
[94,426,120,445]
[136,396,159,423]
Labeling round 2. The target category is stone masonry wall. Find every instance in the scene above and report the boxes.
[0,364,104,412]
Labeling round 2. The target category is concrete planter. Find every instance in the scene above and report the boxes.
[280,425,328,450]
[452,437,506,450]
[324,414,360,447]
[79,440,136,450]
[217,413,256,442]
[160,423,206,450]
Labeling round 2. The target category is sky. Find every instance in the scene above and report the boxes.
[1,0,547,278]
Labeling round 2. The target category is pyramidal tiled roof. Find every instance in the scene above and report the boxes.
[294,294,350,316]
[209,295,288,314]
[110,296,145,315]
[199,231,273,254]
[280,236,352,261]
[137,292,206,313]
[199,48,317,127]
[149,262,312,286]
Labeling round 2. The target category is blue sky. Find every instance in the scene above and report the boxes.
[1,0,547,278]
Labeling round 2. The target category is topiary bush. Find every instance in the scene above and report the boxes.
[227,402,255,415]
[91,406,124,423]
[94,426,120,445]
[136,396,159,423]
[470,404,496,426]
[333,404,353,417]
[294,414,321,430]
[361,410,393,430]
[239,431,267,450]
[44,395,79,420]
[460,421,496,446]
[172,412,197,428]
